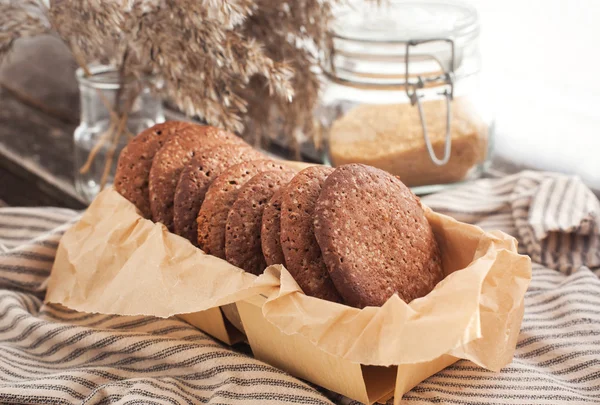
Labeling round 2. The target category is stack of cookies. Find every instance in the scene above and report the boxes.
[115,121,444,308]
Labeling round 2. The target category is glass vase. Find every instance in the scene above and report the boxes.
[74,65,164,203]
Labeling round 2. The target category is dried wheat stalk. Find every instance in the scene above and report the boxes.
[1,0,342,180]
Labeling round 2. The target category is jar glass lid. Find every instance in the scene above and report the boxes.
[324,0,481,88]
[332,0,479,44]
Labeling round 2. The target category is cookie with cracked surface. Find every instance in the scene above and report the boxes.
[114,121,192,218]
[261,188,286,267]
[225,170,295,274]
[197,160,290,259]
[148,125,244,231]
[280,166,342,302]
[173,144,264,244]
[314,163,444,308]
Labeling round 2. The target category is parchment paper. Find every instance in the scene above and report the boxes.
[46,188,531,368]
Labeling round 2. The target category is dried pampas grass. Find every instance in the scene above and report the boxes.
[0,0,339,149]
[0,1,51,63]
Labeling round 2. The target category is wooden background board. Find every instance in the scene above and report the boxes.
[0,35,189,209]
[0,36,82,209]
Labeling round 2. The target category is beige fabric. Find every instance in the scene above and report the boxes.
[0,170,598,404]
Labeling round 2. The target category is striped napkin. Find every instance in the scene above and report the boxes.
[0,170,598,405]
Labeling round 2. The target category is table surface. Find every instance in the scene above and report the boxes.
[0,35,596,209]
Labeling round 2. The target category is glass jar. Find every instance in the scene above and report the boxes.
[74,65,165,203]
[316,0,494,194]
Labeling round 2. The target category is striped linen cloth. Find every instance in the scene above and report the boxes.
[0,170,598,405]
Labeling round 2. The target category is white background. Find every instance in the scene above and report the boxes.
[467,0,600,189]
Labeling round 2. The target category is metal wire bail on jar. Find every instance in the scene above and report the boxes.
[405,38,455,166]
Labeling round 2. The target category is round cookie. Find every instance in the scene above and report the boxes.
[225,170,295,274]
[197,160,290,259]
[280,166,342,302]
[114,121,192,218]
[149,125,244,231]
[314,164,444,308]
[173,144,264,244]
[261,188,286,266]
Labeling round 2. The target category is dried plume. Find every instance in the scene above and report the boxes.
[0,1,51,63]
[1,0,340,148]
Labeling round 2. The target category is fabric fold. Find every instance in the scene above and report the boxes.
[424,171,600,276]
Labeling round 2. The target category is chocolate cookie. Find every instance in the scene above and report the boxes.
[314,164,444,308]
[114,121,192,218]
[197,160,290,259]
[280,166,342,302]
[173,145,264,244]
[261,188,286,266]
[225,170,295,274]
[148,125,244,230]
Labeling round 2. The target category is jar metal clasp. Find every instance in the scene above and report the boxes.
[405,38,455,166]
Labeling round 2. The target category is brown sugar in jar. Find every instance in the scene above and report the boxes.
[328,98,489,187]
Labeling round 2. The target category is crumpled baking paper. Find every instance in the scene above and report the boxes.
[46,188,531,368]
